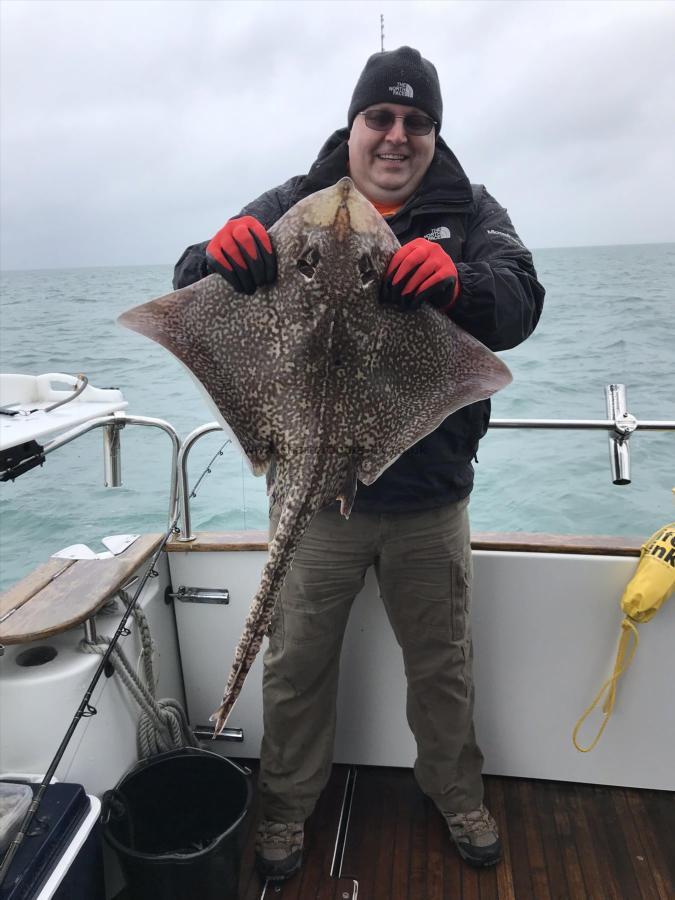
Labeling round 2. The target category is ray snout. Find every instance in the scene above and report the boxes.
[300,177,387,239]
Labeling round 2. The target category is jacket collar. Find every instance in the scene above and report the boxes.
[293,128,474,211]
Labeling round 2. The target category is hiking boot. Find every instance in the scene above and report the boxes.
[443,804,502,867]
[255,819,304,880]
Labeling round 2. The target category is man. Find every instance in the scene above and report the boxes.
[175,46,545,880]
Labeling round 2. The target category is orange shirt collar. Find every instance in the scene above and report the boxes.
[370,200,403,218]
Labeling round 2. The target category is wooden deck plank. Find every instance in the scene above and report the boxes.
[610,790,661,900]
[441,822,463,900]
[625,790,675,900]
[485,778,517,900]
[502,777,535,898]
[291,764,346,900]
[373,771,398,899]
[567,785,607,900]
[552,784,588,899]
[517,779,552,900]
[477,864,499,900]
[407,790,428,900]
[586,784,641,899]
[532,780,569,900]
[644,789,675,894]
[425,796,445,900]
[391,770,416,900]
[339,766,389,899]
[232,766,674,900]
[460,856,481,900]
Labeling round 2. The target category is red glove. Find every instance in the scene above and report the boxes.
[206,216,277,295]
[380,238,460,311]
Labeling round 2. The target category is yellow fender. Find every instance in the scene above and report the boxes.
[572,523,675,752]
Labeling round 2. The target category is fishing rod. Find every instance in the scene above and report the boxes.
[0,518,178,889]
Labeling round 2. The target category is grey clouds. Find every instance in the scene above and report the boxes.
[1,0,674,271]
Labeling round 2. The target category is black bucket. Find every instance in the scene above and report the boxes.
[102,747,251,900]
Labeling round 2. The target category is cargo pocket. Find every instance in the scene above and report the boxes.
[449,551,472,642]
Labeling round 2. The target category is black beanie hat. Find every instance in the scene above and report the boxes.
[348,46,442,131]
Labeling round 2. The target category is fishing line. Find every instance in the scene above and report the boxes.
[189,438,231,500]
[241,456,248,530]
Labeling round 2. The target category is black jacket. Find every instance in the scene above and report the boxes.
[173,130,545,513]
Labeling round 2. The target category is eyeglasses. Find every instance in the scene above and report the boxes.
[359,109,437,136]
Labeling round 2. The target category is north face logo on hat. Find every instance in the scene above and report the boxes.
[388,82,414,99]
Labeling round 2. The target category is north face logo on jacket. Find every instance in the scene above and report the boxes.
[424,226,452,241]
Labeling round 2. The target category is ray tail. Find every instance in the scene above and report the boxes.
[209,478,334,736]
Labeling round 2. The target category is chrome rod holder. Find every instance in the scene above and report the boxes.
[42,413,181,527]
[102,416,124,487]
[605,384,635,485]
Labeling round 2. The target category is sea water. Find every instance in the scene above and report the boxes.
[0,243,673,591]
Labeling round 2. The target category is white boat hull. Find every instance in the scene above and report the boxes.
[0,556,183,797]
[2,544,672,801]
[168,546,675,791]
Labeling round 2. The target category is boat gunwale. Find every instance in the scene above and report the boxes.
[165,530,644,556]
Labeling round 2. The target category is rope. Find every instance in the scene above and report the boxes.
[80,590,198,759]
[572,616,639,753]
[75,439,234,757]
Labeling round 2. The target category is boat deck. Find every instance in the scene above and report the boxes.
[235,763,675,900]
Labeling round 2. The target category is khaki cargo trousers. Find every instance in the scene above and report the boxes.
[259,498,485,822]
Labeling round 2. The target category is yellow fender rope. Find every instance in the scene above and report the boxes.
[572,616,639,753]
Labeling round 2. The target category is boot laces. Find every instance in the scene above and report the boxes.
[447,804,497,839]
[256,820,303,852]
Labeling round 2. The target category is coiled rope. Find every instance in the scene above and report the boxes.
[80,590,198,759]
[76,438,232,758]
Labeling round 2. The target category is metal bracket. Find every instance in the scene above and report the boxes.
[605,384,632,484]
[193,724,243,742]
[0,439,45,481]
[82,617,98,645]
[168,586,230,605]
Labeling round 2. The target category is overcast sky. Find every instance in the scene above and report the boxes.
[1,0,674,270]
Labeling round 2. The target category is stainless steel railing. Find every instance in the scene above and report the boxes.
[174,384,675,542]
[27,411,181,525]
[176,421,224,542]
[7,384,670,543]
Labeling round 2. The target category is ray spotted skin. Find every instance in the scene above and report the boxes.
[118,177,512,734]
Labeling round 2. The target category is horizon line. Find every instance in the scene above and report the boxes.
[1,240,673,275]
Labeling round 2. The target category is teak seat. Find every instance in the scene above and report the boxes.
[0,534,162,644]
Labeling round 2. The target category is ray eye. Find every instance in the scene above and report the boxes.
[297,246,321,279]
[358,254,377,287]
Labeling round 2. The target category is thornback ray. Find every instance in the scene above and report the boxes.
[118,176,512,734]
